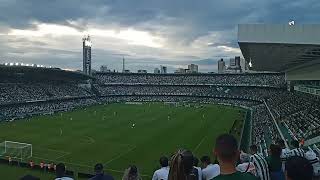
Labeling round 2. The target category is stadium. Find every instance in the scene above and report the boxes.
[0,24,320,180]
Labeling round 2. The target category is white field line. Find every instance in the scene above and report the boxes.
[32,155,151,177]
[82,136,95,145]
[193,136,207,152]
[34,147,71,154]
[81,136,132,147]
[105,145,137,165]
[54,152,72,160]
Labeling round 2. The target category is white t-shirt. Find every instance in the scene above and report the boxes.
[55,177,74,180]
[152,166,169,180]
[194,166,202,180]
[202,164,220,180]
[281,148,291,158]
[281,148,291,171]
[236,162,256,176]
[305,150,320,176]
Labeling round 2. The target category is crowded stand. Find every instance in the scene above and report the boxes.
[0,83,93,105]
[0,98,97,121]
[94,72,286,87]
[265,91,320,141]
[251,104,281,156]
[100,95,261,107]
[96,85,283,101]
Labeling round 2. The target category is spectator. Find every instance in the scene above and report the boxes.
[236,152,256,176]
[29,160,34,169]
[90,163,114,180]
[200,155,220,180]
[55,163,73,180]
[193,157,202,180]
[276,139,290,171]
[267,144,284,180]
[168,149,197,180]
[250,145,270,180]
[305,148,320,176]
[213,134,257,180]
[122,165,141,180]
[289,141,304,158]
[8,156,12,165]
[285,156,313,180]
[20,175,40,180]
[152,156,169,180]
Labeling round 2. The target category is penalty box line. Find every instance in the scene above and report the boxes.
[193,135,207,153]
[32,147,72,161]
[104,145,137,165]
[32,155,151,177]
[34,147,71,155]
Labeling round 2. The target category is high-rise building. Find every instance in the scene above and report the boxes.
[100,65,110,72]
[229,58,236,67]
[83,35,92,75]
[240,57,247,72]
[160,66,167,74]
[175,68,186,74]
[235,56,241,68]
[218,58,226,73]
[187,64,198,73]
[154,68,160,74]
[228,56,243,73]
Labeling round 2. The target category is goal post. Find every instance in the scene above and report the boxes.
[0,141,32,161]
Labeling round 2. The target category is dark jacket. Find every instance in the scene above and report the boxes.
[90,173,114,180]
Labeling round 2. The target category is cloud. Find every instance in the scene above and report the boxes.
[0,0,319,72]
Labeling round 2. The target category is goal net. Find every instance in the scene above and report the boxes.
[0,141,32,161]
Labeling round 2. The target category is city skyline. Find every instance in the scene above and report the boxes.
[0,0,319,72]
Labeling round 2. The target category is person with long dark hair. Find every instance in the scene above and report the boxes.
[168,149,198,180]
[122,165,141,180]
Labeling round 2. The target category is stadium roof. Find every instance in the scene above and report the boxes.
[238,24,320,73]
[0,65,93,83]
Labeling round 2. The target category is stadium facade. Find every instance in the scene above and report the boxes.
[238,24,320,81]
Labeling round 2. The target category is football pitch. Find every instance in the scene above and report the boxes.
[0,102,244,179]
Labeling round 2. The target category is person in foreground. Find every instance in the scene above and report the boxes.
[168,149,198,180]
[55,163,73,180]
[201,155,220,180]
[249,144,270,180]
[122,165,141,180]
[267,144,284,180]
[152,156,170,180]
[213,134,258,180]
[285,156,313,180]
[90,163,114,180]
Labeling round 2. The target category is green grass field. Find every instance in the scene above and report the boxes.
[0,102,244,179]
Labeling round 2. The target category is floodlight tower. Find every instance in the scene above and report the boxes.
[83,35,92,75]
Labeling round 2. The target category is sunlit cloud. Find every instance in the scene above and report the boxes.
[217,45,241,53]
[5,22,164,48]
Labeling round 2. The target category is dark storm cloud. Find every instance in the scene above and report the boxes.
[1,0,320,72]
[2,0,319,30]
[0,0,108,28]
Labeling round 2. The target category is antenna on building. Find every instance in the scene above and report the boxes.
[122,56,125,73]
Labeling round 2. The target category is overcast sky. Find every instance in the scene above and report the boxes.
[0,0,319,72]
